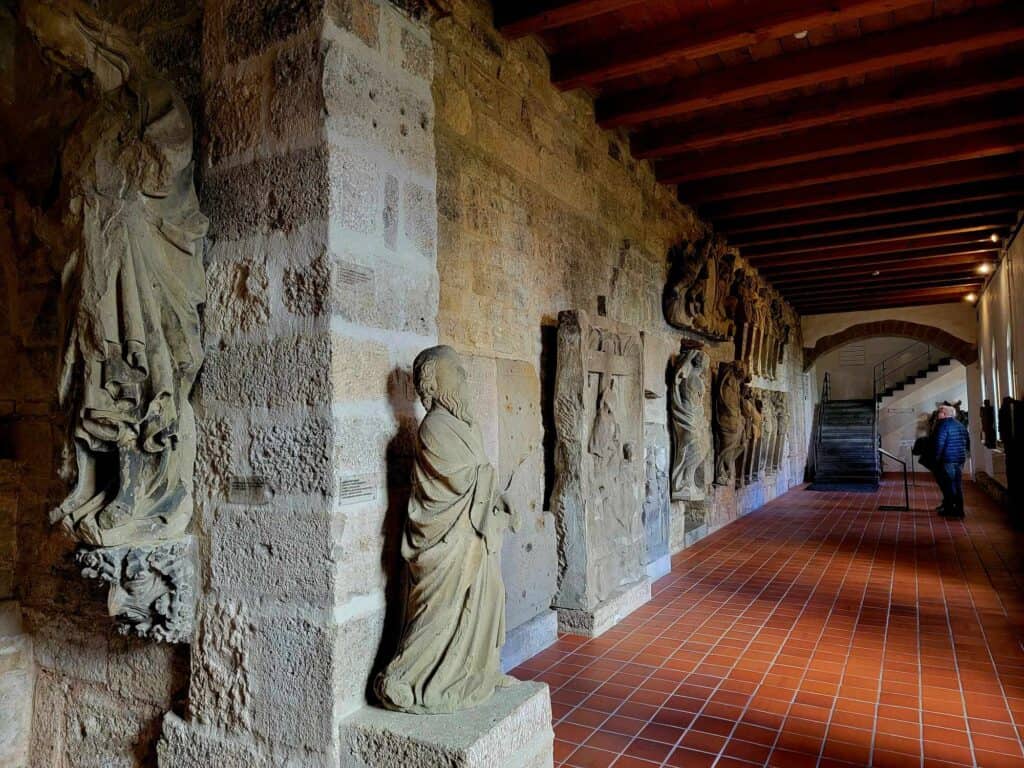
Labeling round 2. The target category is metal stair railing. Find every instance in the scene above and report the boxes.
[872,341,945,402]
[813,373,831,478]
[878,448,910,512]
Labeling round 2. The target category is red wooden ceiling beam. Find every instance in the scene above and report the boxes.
[598,4,1024,128]
[632,55,1024,158]
[701,156,1024,220]
[552,0,929,90]
[781,274,987,299]
[661,99,1024,181]
[751,233,1002,269]
[741,218,1011,260]
[731,201,1022,248]
[667,129,1024,195]
[496,0,644,39]
[760,245,1002,279]
[768,254,997,285]
[719,180,1024,234]
[793,285,982,312]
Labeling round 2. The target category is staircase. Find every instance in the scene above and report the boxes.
[811,374,880,490]
[874,343,953,403]
[875,355,953,402]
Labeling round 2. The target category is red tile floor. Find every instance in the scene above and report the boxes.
[513,478,1024,768]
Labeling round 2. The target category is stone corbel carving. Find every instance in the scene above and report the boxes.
[24,0,206,642]
[669,347,712,501]
[664,235,737,340]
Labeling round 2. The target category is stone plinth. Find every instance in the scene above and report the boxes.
[555,578,651,638]
[340,682,553,768]
[551,310,650,636]
[501,610,558,673]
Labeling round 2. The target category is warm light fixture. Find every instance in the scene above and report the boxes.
[871,270,881,276]
[991,233,1001,243]
[794,30,808,39]
[978,263,993,275]
[965,293,978,303]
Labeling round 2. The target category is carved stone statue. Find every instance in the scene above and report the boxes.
[981,398,997,449]
[375,345,518,714]
[760,391,777,475]
[23,0,207,548]
[664,234,737,340]
[738,387,763,486]
[77,538,195,643]
[770,391,790,472]
[669,347,712,501]
[714,362,747,487]
[22,0,205,643]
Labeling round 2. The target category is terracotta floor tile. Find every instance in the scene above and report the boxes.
[544,480,1024,767]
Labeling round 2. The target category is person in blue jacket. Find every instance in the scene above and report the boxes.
[932,405,970,519]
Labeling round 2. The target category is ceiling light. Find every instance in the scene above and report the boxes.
[794,30,808,39]
[991,233,1001,243]
[965,293,978,303]
[977,263,993,275]
[871,270,881,276]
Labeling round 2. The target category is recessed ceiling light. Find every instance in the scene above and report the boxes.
[871,270,881,276]
[794,30,809,39]
[965,293,978,303]
[978,263,993,275]
[991,233,1001,243]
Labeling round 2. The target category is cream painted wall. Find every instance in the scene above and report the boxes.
[802,303,978,348]
[813,336,933,401]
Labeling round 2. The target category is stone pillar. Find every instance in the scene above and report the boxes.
[551,310,650,637]
[161,3,551,767]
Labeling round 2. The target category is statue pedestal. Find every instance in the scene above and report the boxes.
[340,681,553,768]
[555,578,651,638]
[501,609,558,673]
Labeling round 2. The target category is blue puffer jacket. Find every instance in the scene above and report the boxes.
[933,417,970,464]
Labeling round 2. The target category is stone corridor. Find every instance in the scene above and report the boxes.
[517,480,1024,768]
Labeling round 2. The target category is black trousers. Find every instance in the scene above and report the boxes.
[935,462,965,514]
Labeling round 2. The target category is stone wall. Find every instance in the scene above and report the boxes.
[0,2,198,765]
[430,0,810,619]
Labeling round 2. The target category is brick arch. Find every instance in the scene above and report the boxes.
[803,321,977,371]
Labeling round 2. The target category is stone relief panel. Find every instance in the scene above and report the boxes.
[769,391,791,473]
[713,361,748,488]
[552,310,646,614]
[22,0,205,642]
[669,347,713,502]
[738,385,764,488]
[642,428,670,571]
[663,234,738,341]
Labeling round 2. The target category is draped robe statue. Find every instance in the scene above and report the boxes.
[670,348,712,501]
[714,362,747,487]
[376,346,518,714]
[24,0,207,548]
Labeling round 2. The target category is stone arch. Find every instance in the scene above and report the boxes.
[803,320,978,371]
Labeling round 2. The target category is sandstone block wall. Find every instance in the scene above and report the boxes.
[431,0,810,585]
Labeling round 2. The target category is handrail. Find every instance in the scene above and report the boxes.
[873,341,943,400]
[878,448,910,512]
[813,373,832,476]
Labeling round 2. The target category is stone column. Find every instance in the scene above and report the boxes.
[160,3,551,767]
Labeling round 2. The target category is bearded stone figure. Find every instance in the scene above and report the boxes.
[23,0,207,549]
[670,348,712,501]
[714,362,748,487]
[376,345,519,714]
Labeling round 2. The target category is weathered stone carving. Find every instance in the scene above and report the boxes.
[642,431,670,575]
[375,346,518,714]
[669,347,712,501]
[760,390,777,477]
[714,362,748,487]
[551,310,648,636]
[664,235,737,340]
[769,391,791,473]
[23,0,206,641]
[738,387,764,487]
[77,537,195,643]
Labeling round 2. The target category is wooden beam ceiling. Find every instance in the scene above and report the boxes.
[720,180,1024,235]
[552,0,931,90]
[498,0,1024,314]
[631,54,1024,158]
[495,0,644,39]
[598,5,1024,128]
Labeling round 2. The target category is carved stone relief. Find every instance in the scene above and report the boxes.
[642,430,670,571]
[375,346,517,714]
[760,390,777,477]
[23,0,206,642]
[738,386,764,487]
[669,347,712,501]
[664,235,738,340]
[713,362,747,487]
[769,391,791,473]
[552,311,647,626]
